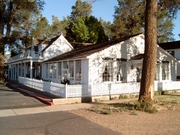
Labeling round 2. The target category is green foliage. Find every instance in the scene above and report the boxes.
[31,16,51,39]
[65,0,108,43]
[119,94,129,99]
[50,16,68,37]
[72,17,89,42]
[85,16,108,43]
[112,0,144,39]
[0,0,45,53]
[112,0,178,42]
[135,99,158,114]
[71,0,92,20]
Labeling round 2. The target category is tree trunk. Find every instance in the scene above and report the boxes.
[0,1,5,83]
[139,0,157,102]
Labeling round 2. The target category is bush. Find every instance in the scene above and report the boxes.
[135,97,158,114]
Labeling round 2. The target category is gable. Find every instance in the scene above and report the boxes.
[45,33,142,62]
[43,35,74,61]
[87,34,145,60]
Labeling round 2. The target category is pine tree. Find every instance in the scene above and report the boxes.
[0,0,44,83]
[112,0,177,42]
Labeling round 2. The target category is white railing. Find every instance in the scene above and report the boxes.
[19,77,66,97]
[18,77,180,98]
[7,52,43,63]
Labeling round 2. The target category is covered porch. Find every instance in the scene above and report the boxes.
[8,60,42,80]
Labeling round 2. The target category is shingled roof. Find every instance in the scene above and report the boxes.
[158,40,180,50]
[45,33,142,62]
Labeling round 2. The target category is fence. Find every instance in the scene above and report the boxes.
[18,77,180,98]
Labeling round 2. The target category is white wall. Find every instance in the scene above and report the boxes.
[81,59,89,85]
[43,35,73,60]
[164,48,180,78]
[157,47,177,81]
[87,34,177,84]
[87,34,145,84]
[174,49,180,60]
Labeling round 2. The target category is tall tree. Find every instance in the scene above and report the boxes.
[85,16,108,43]
[111,0,144,39]
[71,0,92,20]
[0,0,44,83]
[71,17,89,42]
[139,0,180,103]
[50,16,68,37]
[99,18,113,40]
[9,9,40,52]
[112,0,176,42]
[66,0,108,43]
[139,0,158,102]
[31,16,51,39]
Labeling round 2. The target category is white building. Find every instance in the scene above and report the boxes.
[159,40,180,80]
[6,34,178,97]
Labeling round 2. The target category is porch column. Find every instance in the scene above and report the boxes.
[8,65,10,79]
[34,63,37,78]
[41,64,43,79]
[74,60,76,81]
[169,62,171,81]
[14,64,16,80]
[21,63,22,77]
[17,64,19,80]
[159,63,162,81]
[11,65,13,79]
[30,60,33,79]
[24,63,26,77]
[56,63,58,81]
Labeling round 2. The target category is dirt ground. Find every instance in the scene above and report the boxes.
[69,103,180,135]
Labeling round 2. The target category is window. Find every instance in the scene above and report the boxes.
[162,62,169,80]
[103,60,113,82]
[46,63,48,78]
[69,61,74,80]
[58,62,62,79]
[75,60,81,81]
[136,67,141,82]
[63,61,68,80]
[116,61,126,81]
[155,63,160,80]
[53,63,56,79]
[167,51,174,57]
[49,63,53,78]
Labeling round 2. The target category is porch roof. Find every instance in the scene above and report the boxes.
[159,40,180,50]
[130,54,144,60]
[45,33,142,62]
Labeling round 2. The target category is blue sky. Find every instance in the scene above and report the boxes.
[42,0,180,41]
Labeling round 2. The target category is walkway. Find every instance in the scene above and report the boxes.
[0,81,137,117]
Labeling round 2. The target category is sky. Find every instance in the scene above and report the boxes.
[42,0,180,41]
